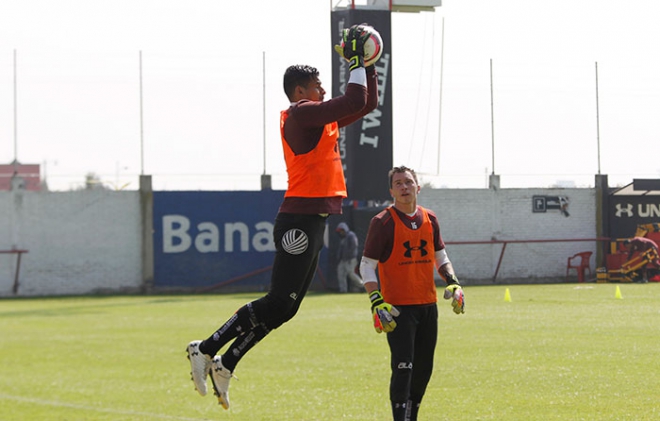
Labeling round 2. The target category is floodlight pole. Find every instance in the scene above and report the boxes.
[139,50,145,175]
[260,51,271,190]
[436,16,444,176]
[262,51,266,175]
[13,49,18,172]
[595,61,601,175]
[490,58,495,175]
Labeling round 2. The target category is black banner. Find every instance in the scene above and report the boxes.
[331,9,393,202]
[608,195,660,238]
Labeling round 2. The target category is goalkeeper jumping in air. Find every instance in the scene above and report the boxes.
[360,165,465,421]
[186,24,379,410]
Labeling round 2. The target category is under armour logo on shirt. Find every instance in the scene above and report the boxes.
[403,240,428,258]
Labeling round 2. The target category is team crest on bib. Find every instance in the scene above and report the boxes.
[282,228,308,255]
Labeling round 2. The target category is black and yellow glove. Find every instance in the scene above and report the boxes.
[443,275,465,315]
[334,24,371,71]
[369,290,400,333]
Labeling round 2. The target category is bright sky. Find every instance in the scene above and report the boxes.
[1,0,659,191]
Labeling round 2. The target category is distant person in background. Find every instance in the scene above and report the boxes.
[624,236,660,263]
[624,236,660,282]
[335,222,363,293]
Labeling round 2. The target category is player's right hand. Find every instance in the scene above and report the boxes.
[443,284,465,314]
[369,290,400,333]
[341,24,371,71]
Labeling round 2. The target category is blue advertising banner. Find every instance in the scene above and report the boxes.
[153,190,286,289]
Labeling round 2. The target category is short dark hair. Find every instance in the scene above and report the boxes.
[388,166,419,188]
[283,65,319,101]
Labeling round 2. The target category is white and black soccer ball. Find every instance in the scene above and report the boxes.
[361,26,383,67]
[340,25,384,67]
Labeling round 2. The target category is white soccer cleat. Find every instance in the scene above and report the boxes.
[186,340,212,396]
[210,356,234,410]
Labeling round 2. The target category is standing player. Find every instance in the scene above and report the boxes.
[186,24,380,410]
[359,166,465,421]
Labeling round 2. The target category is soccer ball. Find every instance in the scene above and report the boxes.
[362,26,383,67]
[340,25,384,67]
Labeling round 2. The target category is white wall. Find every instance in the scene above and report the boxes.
[418,187,597,283]
[0,190,142,296]
[0,186,598,296]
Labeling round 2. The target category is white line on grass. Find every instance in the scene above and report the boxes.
[0,393,208,420]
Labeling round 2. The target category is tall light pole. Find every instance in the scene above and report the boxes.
[436,16,444,176]
[139,50,145,175]
[260,51,271,190]
[490,58,495,175]
[13,49,18,172]
[595,61,601,175]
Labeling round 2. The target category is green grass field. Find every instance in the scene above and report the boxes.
[1,283,659,420]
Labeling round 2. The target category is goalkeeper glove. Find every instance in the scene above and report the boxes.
[369,290,400,333]
[443,278,465,315]
[335,24,371,71]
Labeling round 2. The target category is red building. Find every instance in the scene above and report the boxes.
[0,162,42,191]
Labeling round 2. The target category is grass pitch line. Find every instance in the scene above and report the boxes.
[0,393,206,421]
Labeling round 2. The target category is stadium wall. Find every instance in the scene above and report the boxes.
[0,190,142,296]
[0,186,597,297]
[418,188,597,283]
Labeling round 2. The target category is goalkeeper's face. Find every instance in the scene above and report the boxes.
[300,77,325,102]
[390,171,420,207]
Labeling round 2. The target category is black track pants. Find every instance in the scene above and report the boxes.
[202,212,327,369]
[387,303,438,404]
